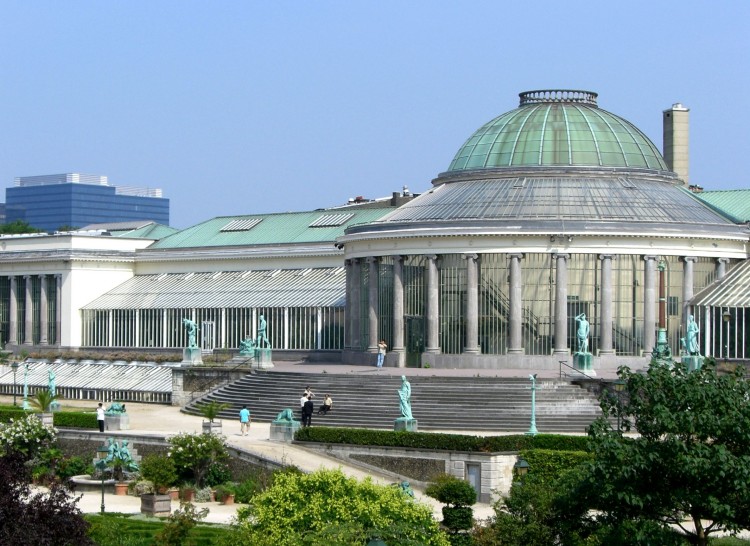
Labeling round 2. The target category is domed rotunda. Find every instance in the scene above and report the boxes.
[339,90,748,371]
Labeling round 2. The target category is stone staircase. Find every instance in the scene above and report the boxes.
[183,371,605,433]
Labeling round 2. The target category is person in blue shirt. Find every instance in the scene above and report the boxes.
[239,405,251,436]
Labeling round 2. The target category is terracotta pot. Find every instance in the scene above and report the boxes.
[114,483,129,496]
[222,493,235,505]
[180,488,195,502]
[167,488,179,500]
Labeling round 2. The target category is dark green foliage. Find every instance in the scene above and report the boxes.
[517,448,592,484]
[57,455,94,481]
[442,506,474,530]
[0,407,26,422]
[214,482,237,502]
[140,454,178,492]
[153,502,209,546]
[233,476,262,503]
[581,361,750,546]
[203,460,231,487]
[426,474,477,506]
[54,411,99,428]
[295,427,589,452]
[0,220,42,234]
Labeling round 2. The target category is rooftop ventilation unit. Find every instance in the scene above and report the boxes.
[309,213,354,228]
[220,218,262,232]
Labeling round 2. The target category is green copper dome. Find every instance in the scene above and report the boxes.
[448,90,668,172]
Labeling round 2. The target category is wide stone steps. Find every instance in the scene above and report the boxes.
[183,371,606,433]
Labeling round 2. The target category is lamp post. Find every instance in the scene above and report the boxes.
[526,374,539,436]
[10,361,18,407]
[96,446,109,514]
[722,309,731,363]
[613,379,626,431]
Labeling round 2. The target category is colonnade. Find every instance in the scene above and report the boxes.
[345,254,730,361]
[5,274,61,346]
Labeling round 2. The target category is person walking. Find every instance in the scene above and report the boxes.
[239,405,251,436]
[301,395,315,427]
[96,402,105,432]
[377,340,387,368]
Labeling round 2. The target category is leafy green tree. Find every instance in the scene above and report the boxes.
[0,220,42,234]
[581,360,750,546]
[426,474,477,545]
[223,468,449,546]
[168,432,228,488]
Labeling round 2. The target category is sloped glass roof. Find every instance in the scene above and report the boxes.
[448,90,668,172]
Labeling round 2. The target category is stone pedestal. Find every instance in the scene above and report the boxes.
[394,418,418,432]
[573,352,596,376]
[227,354,255,367]
[254,348,274,369]
[182,347,203,365]
[202,420,222,435]
[682,355,704,372]
[36,412,54,427]
[105,413,130,431]
[270,421,300,442]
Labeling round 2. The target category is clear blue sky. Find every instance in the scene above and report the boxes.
[1,1,748,228]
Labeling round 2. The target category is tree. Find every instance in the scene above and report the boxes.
[581,360,750,546]
[426,474,477,545]
[0,220,42,234]
[0,452,93,545]
[168,432,228,488]
[223,468,449,546]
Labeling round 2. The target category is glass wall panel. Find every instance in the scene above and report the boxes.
[479,254,507,354]
[0,277,9,347]
[378,257,394,350]
[403,256,426,366]
[612,255,644,356]
[567,254,599,354]
[522,254,554,355]
[439,255,465,354]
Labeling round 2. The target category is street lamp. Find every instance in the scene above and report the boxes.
[514,457,530,485]
[526,374,539,436]
[96,446,109,514]
[613,380,626,431]
[722,309,731,363]
[10,361,18,407]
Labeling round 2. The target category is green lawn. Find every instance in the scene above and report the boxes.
[84,513,232,545]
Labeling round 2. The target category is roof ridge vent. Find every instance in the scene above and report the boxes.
[519,89,598,107]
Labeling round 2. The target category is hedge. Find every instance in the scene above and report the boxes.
[294,427,590,452]
[0,408,98,429]
[518,448,593,484]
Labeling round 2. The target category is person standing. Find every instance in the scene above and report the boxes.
[239,405,251,436]
[96,402,105,432]
[302,395,315,427]
[377,340,387,368]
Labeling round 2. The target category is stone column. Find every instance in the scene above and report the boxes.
[344,260,352,350]
[55,275,62,345]
[643,256,658,355]
[8,276,17,345]
[392,255,406,367]
[553,254,569,356]
[463,254,480,354]
[39,275,48,345]
[367,257,379,352]
[599,255,615,355]
[350,259,361,351]
[508,253,524,354]
[23,275,33,345]
[682,256,697,331]
[425,255,440,354]
[716,258,729,280]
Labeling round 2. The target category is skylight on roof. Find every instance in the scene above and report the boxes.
[309,213,354,228]
[220,218,262,232]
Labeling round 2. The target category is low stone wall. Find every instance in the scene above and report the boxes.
[296,441,516,503]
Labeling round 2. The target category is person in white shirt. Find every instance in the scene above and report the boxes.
[96,402,105,432]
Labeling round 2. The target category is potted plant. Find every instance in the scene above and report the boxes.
[179,483,196,502]
[139,454,177,516]
[214,482,237,505]
[30,389,58,427]
[199,400,230,434]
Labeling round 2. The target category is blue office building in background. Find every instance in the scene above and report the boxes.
[6,173,169,231]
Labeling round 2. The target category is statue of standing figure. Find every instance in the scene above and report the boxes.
[575,313,590,354]
[256,315,270,348]
[686,315,700,356]
[48,369,56,398]
[398,375,413,420]
[182,318,198,349]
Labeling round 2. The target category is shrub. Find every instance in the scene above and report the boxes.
[295,427,589,453]
[516,449,592,485]
[0,407,26,423]
[0,413,57,460]
[194,486,213,502]
[57,455,93,481]
[214,482,237,502]
[168,433,228,488]
[29,389,58,412]
[140,454,178,493]
[54,411,98,429]
[153,502,209,546]
[198,401,230,423]
[203,460,231,487]
[426,474,477,542]
[234,477,262,503]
